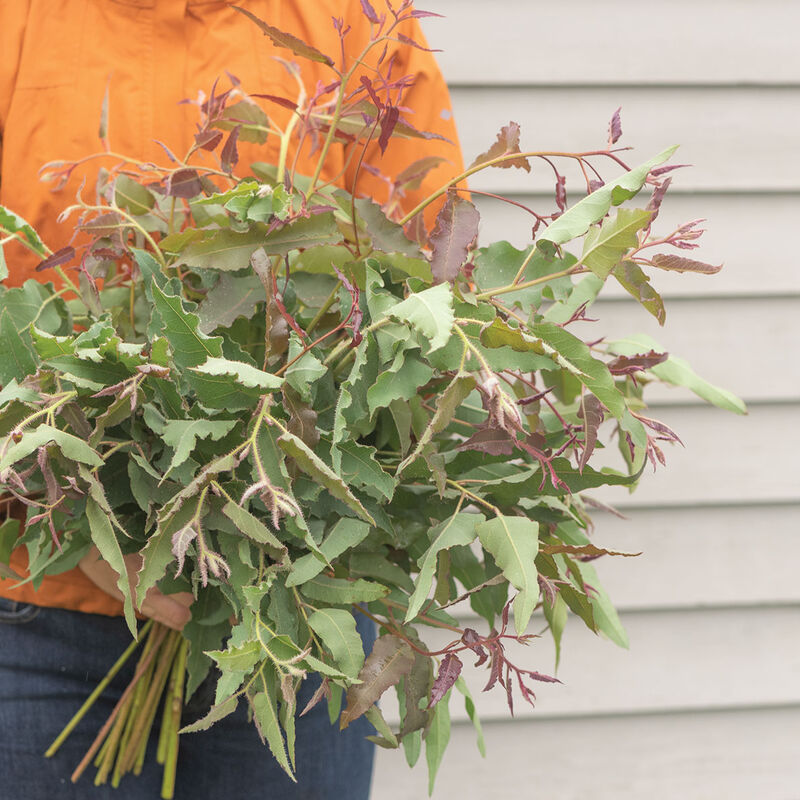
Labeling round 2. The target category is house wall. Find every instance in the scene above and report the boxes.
[372,2,800,796]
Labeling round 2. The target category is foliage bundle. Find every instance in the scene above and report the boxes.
[0,2,745,796]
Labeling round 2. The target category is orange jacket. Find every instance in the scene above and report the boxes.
[0,0,463,616]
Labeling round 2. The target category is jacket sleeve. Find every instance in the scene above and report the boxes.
[0,2,29,187]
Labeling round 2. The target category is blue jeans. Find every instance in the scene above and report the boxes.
[0,598,375,799]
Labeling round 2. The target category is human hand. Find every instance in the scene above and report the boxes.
[78,546,193,630]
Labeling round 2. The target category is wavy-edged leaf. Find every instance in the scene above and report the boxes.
[468,121,530,172]
[180,694,239,734]
[0,424,102,472]
[186,357,283,409]
[85,496,137,635]
[300,574,389,605]
[405,512,483,623]
[307,608,365,679]
[613,260,666,325]
[428,653,462,710]
[234,6,334,66]
[578,393,605,472]
[0,205,48,256]
[533,321,625,418]
[277,431,374,524]
[397,372,475,475]
[162,419,237,474]
[580,208,652,279]
[429,193,480,284]
[538,146,678,249]
[388,283,454,352]
[366,350,434,417]
[197,274,265,333]
[151,283,223,369]
[340,634,414,729]
[251,669,296,781]
[477,516,539,635]
[286,518,371,587]
[221,501,288,562]
[0,309,37,383]
[337,440,397,502]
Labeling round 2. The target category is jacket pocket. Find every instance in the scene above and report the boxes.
[0,596,41,625]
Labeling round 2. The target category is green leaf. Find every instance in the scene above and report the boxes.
[538,146,678,248]
[300,574,389,605]
[337,440,397,502]
[212,99,270,144]
[178,229,269,271]
[197,273,265,334]
[85,496,137,636]
[286,517,371,587]
[260,213,340,256]
[613,260,666,325]
[208,640,262,672]
[454,677,485,757]
[355,198,422,258]
[425,689,451,795]
[341,634,415,729]
[151,283,223,369]
[221,501,288,562]
[580,208,653,279]
[388,283,454,352]
[114,174,155,215]
[476,516,540,635]
[366,351,434,417]
[608,334,747,414]
[192,357,282,390]
[0,424,103,472]
[405,512,484,623]
[180,695,239,734]
[251,674,296,780]
[0,379,41,408]
[0,205,48,256]
[161,419,237,474]
[276,431,374,524]
[0,309,37,382]
[575,562,628,648]
[307,608,366,678]
[533,321,625,418]
[284,337,326,403]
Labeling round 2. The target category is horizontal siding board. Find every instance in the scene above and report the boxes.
[446,87,800,192]
[592,403,800,508]
[583,296,800,404]
[590,505,800,609]
[373,707,800,799]
[474,193,800,298]
[382,606,800,723]
[423,1,800,86]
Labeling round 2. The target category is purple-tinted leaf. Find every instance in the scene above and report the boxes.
[650,163,690,178]
[377,106,400,155]
[300,677,331,717]
[408,9,444,18]
[394,156,446,193]
[539,543,641,558]
[646,176,671,222]
[171,524,198,577]
[35,246,75,272]
[251,93,298,111]
[612,261,666,325]
[428,654,462,710]
[166,168,203,198]
[457,427,515,456]
[608,106,622,145]
[221,126,241,173]
[651,253,721,274]
[469,122,530,172]
[360,76,384,110]
[634,413,684,445]
[233,6,334,66]
[607,350,668,375]
[340,635,414,729]
[555,175,567,212]
[577,393,604,472]
[519,668,561,684]
[194,129,224,151]
[154,139,179,163]
[360,0,381,23]
[396,32,441,52]
[460,628,488,664]
[429,192,480,284]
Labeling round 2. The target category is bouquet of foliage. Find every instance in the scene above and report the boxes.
[0,3,745,797]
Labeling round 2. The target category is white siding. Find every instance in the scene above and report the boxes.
[371,2,800,797]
